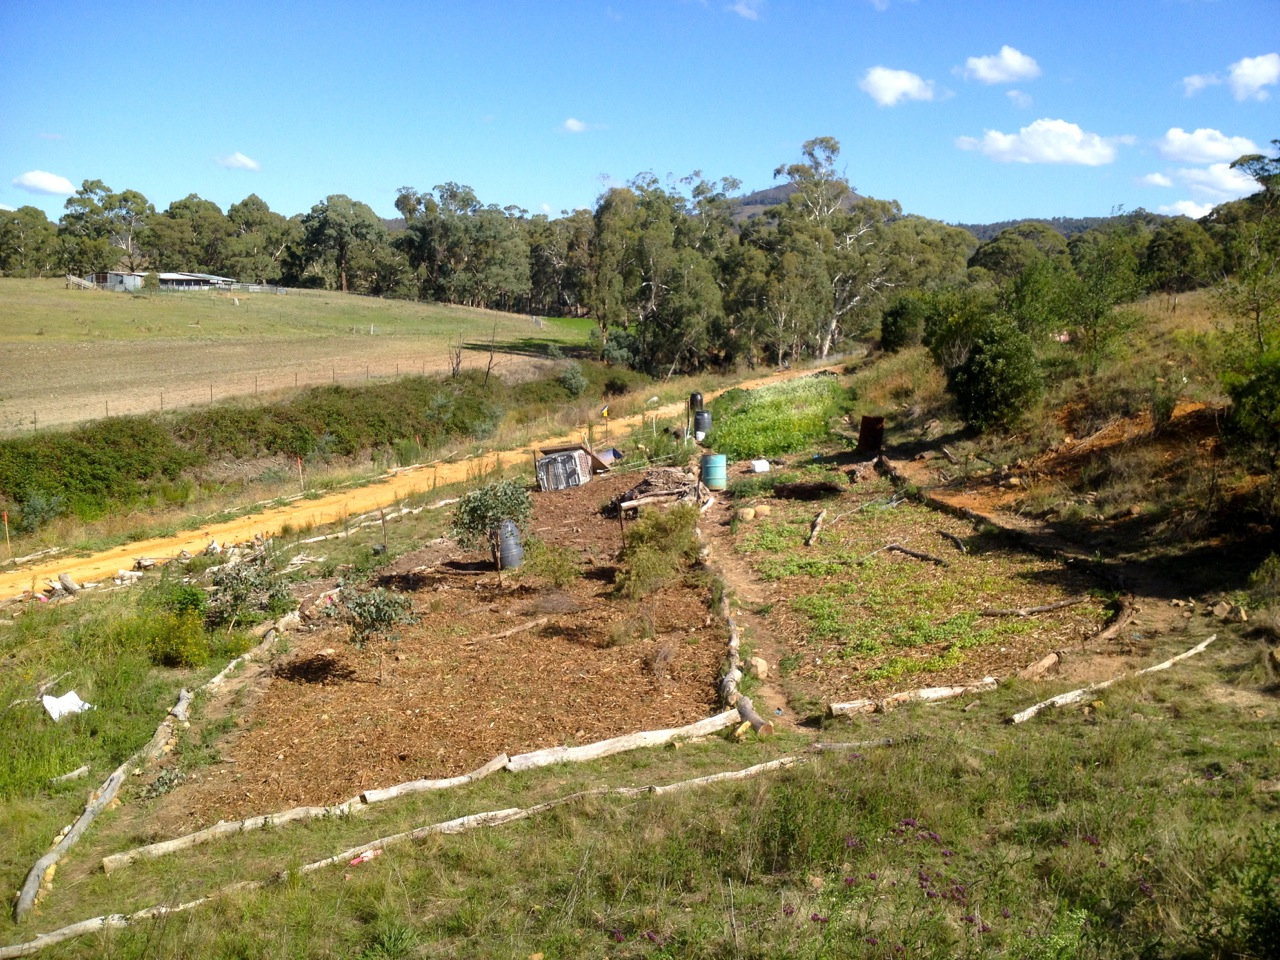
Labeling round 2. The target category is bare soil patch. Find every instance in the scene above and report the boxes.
[145,472,723,835]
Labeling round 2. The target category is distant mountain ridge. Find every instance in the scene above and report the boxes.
[952,212,1172,242]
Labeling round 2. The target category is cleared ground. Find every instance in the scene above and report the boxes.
[0,279,587,433]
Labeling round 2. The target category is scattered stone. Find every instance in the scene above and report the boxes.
[755,504,773,517]
[1229,604,1248,623]
[736,507,756,522]
[747,656,769,680]
[1212,600,1232,619]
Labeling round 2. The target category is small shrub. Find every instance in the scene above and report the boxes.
[520,537,581,588]
[207,561,293,628]
[452,479,533,569]
[945,320,1043,431]
[880,293,928,352]
[615,504,700,599]
[147,611,209,668]
[345,588,415,646]
[558,361,589,398]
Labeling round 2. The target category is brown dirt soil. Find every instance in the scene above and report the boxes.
[0,365,835,600]
[141,471,723,835]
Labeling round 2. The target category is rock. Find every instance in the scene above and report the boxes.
[1170,599,1185,607]
[1228,605,1248,623]
[736,507,756,522]
[276,611,302,632]
[747,656,769,680]
[1212,600,1232,619]
[755,504,773,517]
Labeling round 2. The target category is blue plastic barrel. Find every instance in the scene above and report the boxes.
[497,520,524,570]
[700,453,727,491]
[693,409,712,440]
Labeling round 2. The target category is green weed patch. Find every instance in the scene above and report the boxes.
[708,375,851,460]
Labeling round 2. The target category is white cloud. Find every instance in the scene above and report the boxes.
[1157,127,1257,164]
[1006,89,1033,108]
[859,66,935,106]
[38,132,64,141]
[12,170,74,195]
[868,0,916,9]
[962,45,1040,84]
[562,117,588,133]
[956,118,1119,165]
[727,0,762,19]
[1176,162,1260,202]
[1229,52,1280,101]
[1159,200,1214,218]
[217,151,260,171]
[0,203,13,212]
[1182,72,1220,96]
[1141,172,1174,187]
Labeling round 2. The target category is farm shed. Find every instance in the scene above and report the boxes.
[535,444,612,492]
[85,271,146,292]
[157,272,237,290]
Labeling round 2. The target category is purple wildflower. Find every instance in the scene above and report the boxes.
[865,937,880,945]
[1084,834,1100,847]
[811,913,829,924]
[643,931,665,945]
[900,818,919,828]
[980,923,992,933]
[941,849,954,858]
[783,904,796,917]
[1001,907,1011,919]
[610,928,625,942]
[844,877,858,886]
[867,872,878,880]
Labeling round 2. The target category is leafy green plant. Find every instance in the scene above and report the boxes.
[345,588,416,647]
[945,320,1043,431]
[451,478,533,570]
[880,292,928,352]
[145,611,209,668]
[519,537,581,587]
[708,376,850,459]
[207,560,293,628]
[558,360,589,398]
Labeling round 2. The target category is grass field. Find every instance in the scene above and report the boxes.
[0,279,593,434]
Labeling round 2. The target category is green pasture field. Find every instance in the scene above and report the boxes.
[0,277,593,346]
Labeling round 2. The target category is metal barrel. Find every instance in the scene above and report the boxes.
[689,391,704,411]
[700,453,728,491]
[497,520,524,570]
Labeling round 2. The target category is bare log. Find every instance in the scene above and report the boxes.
[49,765,90,785]
[828,677,997,718]
[886,543,949,567]
[1091,597,1136,645]
[982,597,1085,617]
[733,695,775,736]
[361,752,509,804]
[57,574,80,596]
[1017,651,1061,681]
[505,710,739,773]
[937,530,967,553]
[14,689,193,921]
[810,737,901,751]
[1007,635,1217,724]
[806,510,827,547]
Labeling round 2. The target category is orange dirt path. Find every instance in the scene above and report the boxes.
[0,365,838,599]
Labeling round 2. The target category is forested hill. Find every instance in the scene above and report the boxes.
[954,211,1173,242]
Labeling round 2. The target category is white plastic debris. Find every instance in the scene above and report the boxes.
[750,459,771,473]
[42,691,92,721]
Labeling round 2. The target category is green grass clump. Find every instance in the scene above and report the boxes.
[708,375,851,460]
[519,537,582,588]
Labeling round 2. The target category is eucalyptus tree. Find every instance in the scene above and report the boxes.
[299,194,386,292]
[146,194,233,273]
[58,179,155,273]
[0,206,58,277]
[226,194,299,284]
[1142,217,1221,298]
[528,208,593,315]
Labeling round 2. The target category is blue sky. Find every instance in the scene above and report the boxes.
[1,0,1276,226]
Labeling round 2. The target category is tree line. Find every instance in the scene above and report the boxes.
[0,137,1273,380]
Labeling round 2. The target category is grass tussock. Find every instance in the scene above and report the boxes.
[614,503,701,599]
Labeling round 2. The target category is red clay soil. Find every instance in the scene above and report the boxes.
[149,471,724,834]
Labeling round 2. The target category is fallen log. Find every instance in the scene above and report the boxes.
[56,574,80,596]
[937,530,967,554]
[1091,597,1136,645]
[981,597,1085,618]
[361,752,509,804]
[810,737,901,752]
[14,689,193,921]
[48,765,89,785]
[1017,651,1061,680]
[828,677,997,717]
[1007,634,1217,724]
[733,695,775,736]
[806,510,827,547]
[505,710,738,773]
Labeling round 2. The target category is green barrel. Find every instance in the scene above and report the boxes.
[700,453,727,491]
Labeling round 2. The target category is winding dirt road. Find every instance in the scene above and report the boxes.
[0,365,839,600]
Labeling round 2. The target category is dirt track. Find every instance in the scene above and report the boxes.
[0,365,838,600]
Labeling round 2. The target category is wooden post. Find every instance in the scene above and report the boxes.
[3,511,10,561]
